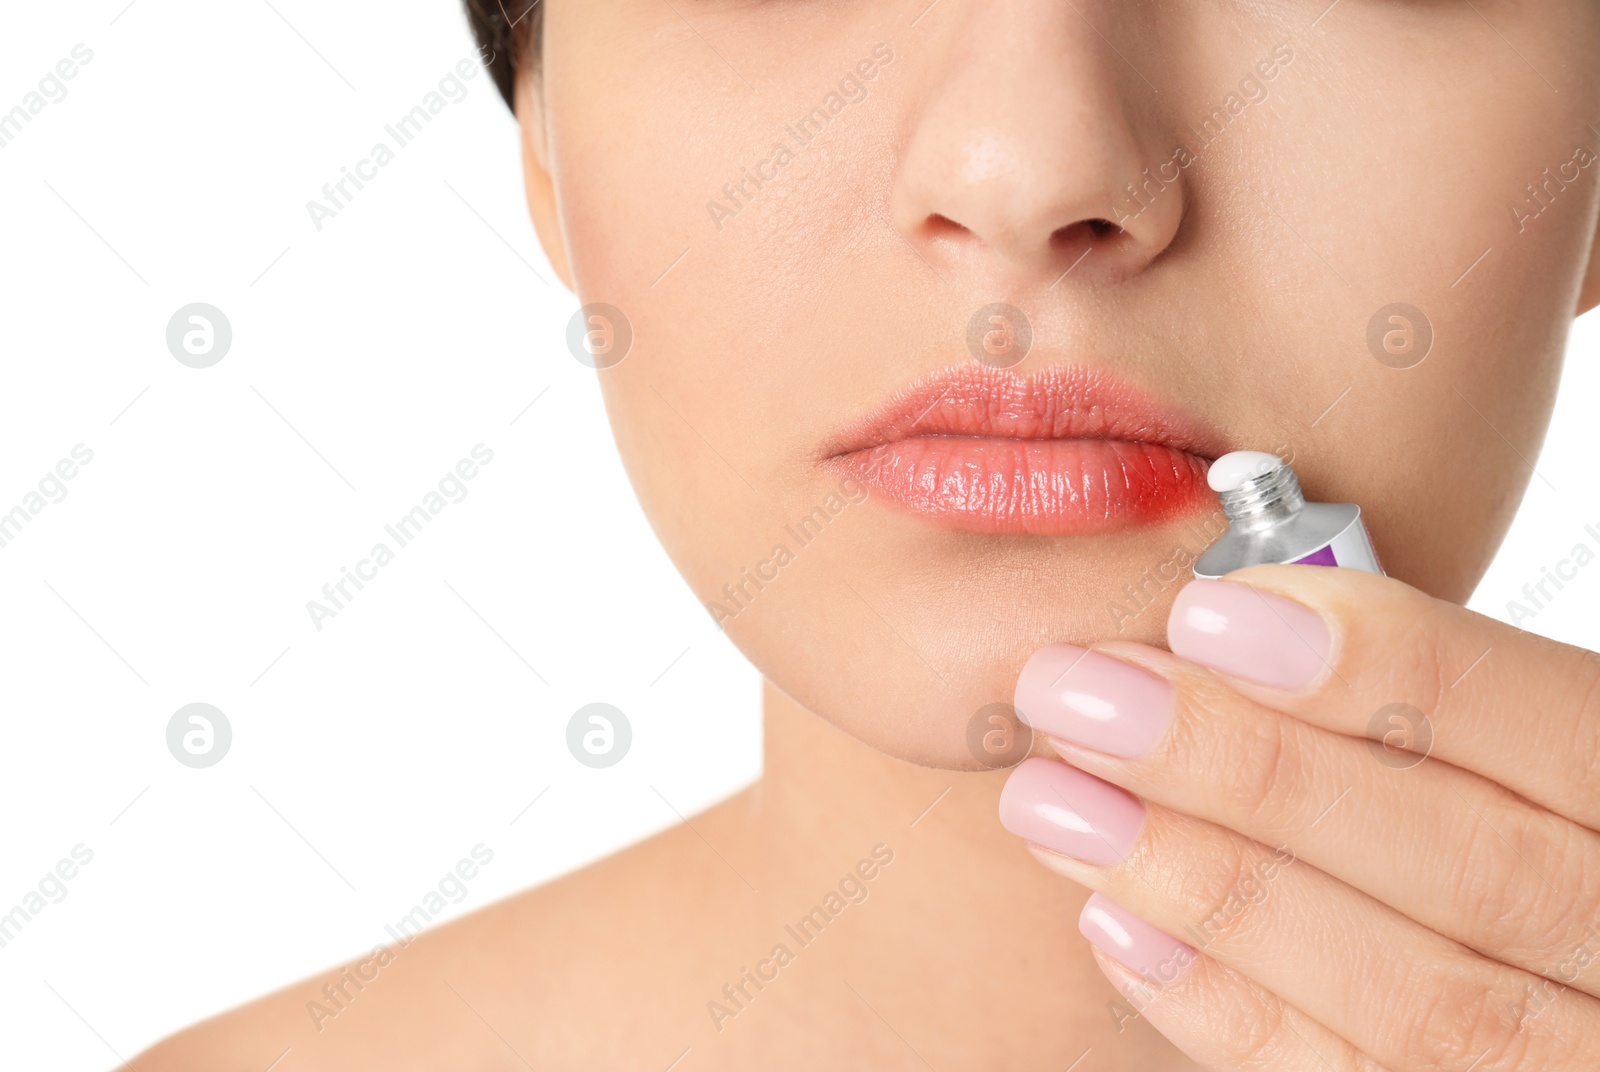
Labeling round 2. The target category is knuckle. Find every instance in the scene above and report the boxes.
[1520,824,1600,976]
[1454,796,1600,964]
[1344,590,1451,739]
[1165,674,1327,839]
[1392,603,1450,728]
[1213,975,1295,1070]
[1392,965,1532,1072]
[1214,972,1380,1072]
[1170,829,1277,955]
[1212,710,1304,829]
[1451,800,1542,944]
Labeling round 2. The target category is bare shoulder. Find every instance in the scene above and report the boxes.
[132,786,763,1072]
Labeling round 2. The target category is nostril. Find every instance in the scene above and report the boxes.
[924,212,971,241]
[918,212,1132,270]
[1048,217,1124,260]
[1052,218,1121,243]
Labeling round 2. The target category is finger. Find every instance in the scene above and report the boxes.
[1014,641,1600,999]
[1000,757,1600,1072]
[1079,893,1394,1072]
[1165,566,1600,831]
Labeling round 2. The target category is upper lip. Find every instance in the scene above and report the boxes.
[823,363,1229,461]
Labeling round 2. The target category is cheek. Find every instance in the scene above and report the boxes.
[545,15,903,589]
[1220,22,1597,599]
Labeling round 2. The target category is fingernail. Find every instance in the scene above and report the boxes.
[1014,644,1173,758]
[1168,579,1332,691]
[998,757,1144,866]
[1079,892,1197,986]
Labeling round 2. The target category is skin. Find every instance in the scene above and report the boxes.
[134,0,1600,1068]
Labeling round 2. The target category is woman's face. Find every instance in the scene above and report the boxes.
[519,0,1600,769]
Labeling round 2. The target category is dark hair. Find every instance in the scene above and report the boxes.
[462,1,542,111]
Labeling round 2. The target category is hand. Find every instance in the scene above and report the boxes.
[999,565,1600,1071]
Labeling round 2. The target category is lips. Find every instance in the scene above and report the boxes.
[824,364,1227,535]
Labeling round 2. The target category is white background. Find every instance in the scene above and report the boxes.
[0,2,1595,1068]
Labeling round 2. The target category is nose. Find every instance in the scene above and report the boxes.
[889,2,1184,287]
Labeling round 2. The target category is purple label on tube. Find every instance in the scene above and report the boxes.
[1293,544,1338,567]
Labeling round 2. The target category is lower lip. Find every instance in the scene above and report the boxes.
[833,436,1211,535]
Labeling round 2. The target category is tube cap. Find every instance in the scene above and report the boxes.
[1207,450,1286,493]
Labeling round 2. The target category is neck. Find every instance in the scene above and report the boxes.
[743,680,1196,1068]
[754,679,1024,880]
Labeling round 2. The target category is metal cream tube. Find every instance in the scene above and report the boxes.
[1193,451,1383,579]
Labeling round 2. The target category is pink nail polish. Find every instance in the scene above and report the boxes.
[1014,644,1173,758]
[1168,579,1332,691]
[1079,893,1197,986]
[998,758,1144,866]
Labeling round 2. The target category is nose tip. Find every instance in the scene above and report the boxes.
[893,123,1185,285]
[886,12,1186,288]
